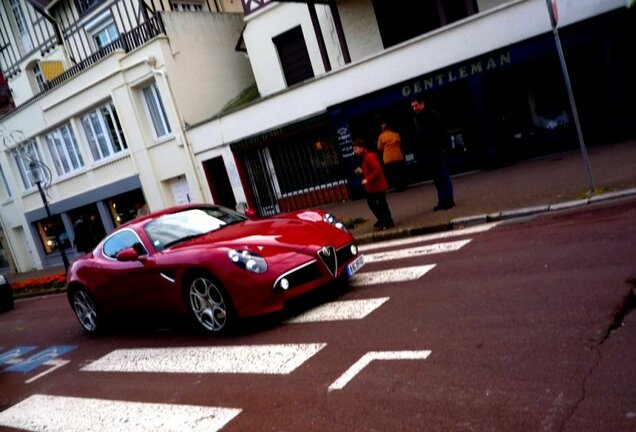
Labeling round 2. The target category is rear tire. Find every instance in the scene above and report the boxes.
[70,287,101,333]
[185,273,235,334]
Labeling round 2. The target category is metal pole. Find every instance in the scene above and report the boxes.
[36,180,70,272]
[545,0,595,192]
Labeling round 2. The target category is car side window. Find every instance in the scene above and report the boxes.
[102,230,147,259]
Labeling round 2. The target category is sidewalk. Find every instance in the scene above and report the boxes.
[7,139,636,283]
[331,139,636,243]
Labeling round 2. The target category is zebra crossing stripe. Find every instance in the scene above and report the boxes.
[359,222,498,252]
[0,394,241,432]
[81,343,326,374]
[286,297,389,323]
[350,264,436,287]
[364,239,472,263]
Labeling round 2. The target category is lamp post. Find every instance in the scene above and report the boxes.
[29,161,70,272]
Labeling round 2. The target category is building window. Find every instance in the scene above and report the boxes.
[9,0,33,53]
[12,140,43,190]
[92,21,119,49]
[75,0,101,15]
[81,102,127,162]
[273,26,314,87]
[372,0,477,48]
[0,164,12,199]
[35,215,71,255]
[44,124,84,176]
[32,63,47,92]
[142,83,172,139]
[170,1,204,12]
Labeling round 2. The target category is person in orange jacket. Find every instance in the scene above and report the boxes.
[353,138,394,230]
[377,120,407,191]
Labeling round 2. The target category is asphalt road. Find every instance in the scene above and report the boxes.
[1,197,635,432]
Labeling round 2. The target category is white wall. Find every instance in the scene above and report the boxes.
[160,12,255,125]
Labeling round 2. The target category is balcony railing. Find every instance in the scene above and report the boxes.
[1,14,165,121]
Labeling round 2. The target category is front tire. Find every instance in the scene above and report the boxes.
[186,274,234,334]
[70,287,100,333]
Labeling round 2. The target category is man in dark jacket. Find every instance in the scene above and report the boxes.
[411,97,455,211]
[353,138,394,230]
[73,217,97,254]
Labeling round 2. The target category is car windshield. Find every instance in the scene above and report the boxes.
[145,207,246,251]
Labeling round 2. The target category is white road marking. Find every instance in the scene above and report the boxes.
[359,222,498,252]
[0,394,241,432]
[364,239,472,263]
[328,350,432,392]
[350,264,436,286]
[25,359,70,384]
[81,343,326,374]
[286,297,389,323]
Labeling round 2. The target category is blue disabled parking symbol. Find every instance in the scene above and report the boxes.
[0,345,77,373]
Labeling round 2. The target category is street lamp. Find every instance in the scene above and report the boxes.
[29,160,70,272]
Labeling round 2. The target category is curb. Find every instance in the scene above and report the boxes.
[354,188,636,244]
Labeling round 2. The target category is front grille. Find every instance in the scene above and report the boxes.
[318,245,337,276]
[336,244,354,265]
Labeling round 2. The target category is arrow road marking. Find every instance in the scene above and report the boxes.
[364,239,471,263]
[0,394,241,432]
[359,222,498,252]
[81,343,326,374]
[350,264,436,286]
[24,359,70,384]
[286,297,389,323]
[328,350,432,392]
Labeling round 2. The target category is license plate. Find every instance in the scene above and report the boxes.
[346,254,365,277]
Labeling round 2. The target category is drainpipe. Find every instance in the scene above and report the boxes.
[147,58,207,203]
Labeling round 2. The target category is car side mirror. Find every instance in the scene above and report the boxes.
[116,247,139,262]
[244,208,258,219]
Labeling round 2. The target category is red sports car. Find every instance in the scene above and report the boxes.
[67,204,365,334]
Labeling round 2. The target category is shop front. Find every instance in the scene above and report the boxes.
[231,8,633,216]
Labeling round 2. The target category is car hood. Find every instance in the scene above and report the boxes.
[170,211,350,254]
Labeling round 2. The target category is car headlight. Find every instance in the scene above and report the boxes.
[227,249,268,274]
[323,213,347,231]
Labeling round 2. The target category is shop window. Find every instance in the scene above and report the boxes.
[273,26,314,87]
[107,189,147,227]
[68,204,107,247]
[35,215,71,255]
[12,139,43,191]
[269,133,344,195]
[44,123,84,176]
[81,102,127,162]
[142,82,172,139]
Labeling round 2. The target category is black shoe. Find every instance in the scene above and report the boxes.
[434,201,455,211]
[373,220,382,228]
[381,221,394,229]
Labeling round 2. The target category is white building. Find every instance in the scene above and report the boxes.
[0,0,633,272]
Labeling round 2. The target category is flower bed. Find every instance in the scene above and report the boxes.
[11,273,68,299]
